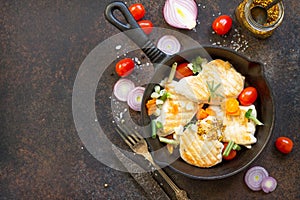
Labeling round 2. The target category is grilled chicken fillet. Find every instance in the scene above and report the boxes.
[156,81,198,135]
[179,117,224,168]
[175,59,245,104]
[208,105,257,147]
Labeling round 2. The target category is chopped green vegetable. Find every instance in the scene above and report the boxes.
[160,91,172,101]
[223,140,234,156]
[191,56,206,74]
[156,121,163,129]
[167,62,177,83]
[151,120,157,139]
[154,85,161,93]
[245,109,264,125]
[233,143,242,151]
[159,136,179,145]
[150,88,172,102]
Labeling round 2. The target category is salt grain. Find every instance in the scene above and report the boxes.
[210,27,249,52]
[134,57,141,65]
[115,45,122,50]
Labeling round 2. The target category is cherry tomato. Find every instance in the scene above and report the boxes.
[222,142,237,160]
[212,15,232,35]
[175,63,193,79]
[115,58,135,77]
[137,20,153,34]
[275,137,293,154]
[129,3,146,21]
[238,87,258,106]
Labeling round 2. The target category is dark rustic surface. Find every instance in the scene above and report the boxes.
[0,0,299,199]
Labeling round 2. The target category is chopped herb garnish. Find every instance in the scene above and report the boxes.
[191,56,206,74]
[206,80,224,102]
[245,109,264,125]
[160,91,172,101]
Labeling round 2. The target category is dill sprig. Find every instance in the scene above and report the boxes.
[206,80,224,102]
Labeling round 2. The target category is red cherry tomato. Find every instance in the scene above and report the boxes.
[115,58,135,77]
[212,15,232,35]
[137,20,153,34]
[222,142,237,160]
[238,87,258,106]
[275,137,293,154]
[129,3,146,21]
[175,63,193,79]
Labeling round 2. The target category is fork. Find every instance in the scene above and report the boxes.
[115,124,190,200]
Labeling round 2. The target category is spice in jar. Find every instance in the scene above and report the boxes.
[251,0,280,25]
[235,0,284,39]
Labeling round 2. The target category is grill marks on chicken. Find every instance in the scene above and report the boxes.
[157,81,198,134]
[154,59,259,168]
[175,59,245,104]
[179,117,224,168]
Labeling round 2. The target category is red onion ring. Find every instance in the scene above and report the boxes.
[127,87,145,111]
[261,176,277,193]
[113,78,135,102]
[244,166,269,191]
[157,35,181,55]
[163,0,198,30]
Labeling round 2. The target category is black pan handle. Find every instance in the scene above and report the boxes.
[105,1,168,63]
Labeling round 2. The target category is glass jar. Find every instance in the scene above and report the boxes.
[235,0,284,39]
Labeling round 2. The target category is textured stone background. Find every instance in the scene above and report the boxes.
[0,0,299,199]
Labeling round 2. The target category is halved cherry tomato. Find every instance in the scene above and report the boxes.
[238,87,258,106]
[212,15,232,35]
[222,142,237,160]
[129,3,146,21]
[115,58,134,77]
[175,62,193,79]
[275,137,293,154]
[137,20,153,34]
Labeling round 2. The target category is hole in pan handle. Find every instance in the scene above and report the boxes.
[105,1,168,63]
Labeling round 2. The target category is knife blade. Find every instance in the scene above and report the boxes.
[112,145,170,200]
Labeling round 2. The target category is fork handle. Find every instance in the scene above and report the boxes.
[155,167,190,200]
[143,153,190,200]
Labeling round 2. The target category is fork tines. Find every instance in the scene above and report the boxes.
[115,124,143,146]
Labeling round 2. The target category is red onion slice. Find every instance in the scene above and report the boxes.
[244,166,269,191]
[157,35,181,55]
[261,176,277,193]
[163,0,198,30]
[127,87,145,111]
[113,78,135,102]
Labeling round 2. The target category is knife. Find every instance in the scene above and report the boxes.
[112,145,171,200]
